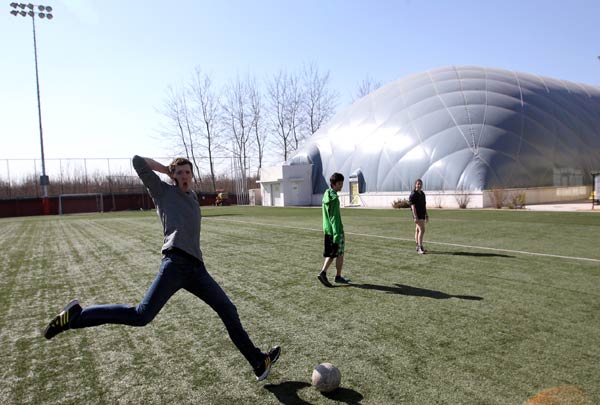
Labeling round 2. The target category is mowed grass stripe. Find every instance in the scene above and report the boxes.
[201,215,421,403]
[0,221,43,404]
[51,215,285,403]
[206,216,600,263]
[202,212,598,403]
[1,209,599,404]
[0,220,100,404]
[48,218,204,403]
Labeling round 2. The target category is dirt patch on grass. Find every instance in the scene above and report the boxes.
[525,385,591,405]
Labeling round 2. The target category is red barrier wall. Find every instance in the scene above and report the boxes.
[0,192,225,218]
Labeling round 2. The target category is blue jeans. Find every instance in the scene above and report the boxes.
[70,249,263,368]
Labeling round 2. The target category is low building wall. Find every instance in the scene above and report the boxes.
[336,191,483,209]
[482,186,591,207]
[308,185,591,209]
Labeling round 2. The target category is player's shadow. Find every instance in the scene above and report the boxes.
[264,381,364,405]
[349,283,483,300]
[427,250,514,258]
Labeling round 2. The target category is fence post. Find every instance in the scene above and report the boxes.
[33,159,40,197]
[6,160,12,199]
[84,158,89,193]
[108,158,115,211]
[59,159,63,195]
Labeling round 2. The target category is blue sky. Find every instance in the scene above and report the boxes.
[2,0,599,166]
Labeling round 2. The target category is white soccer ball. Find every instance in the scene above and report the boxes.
[311,362,341,392]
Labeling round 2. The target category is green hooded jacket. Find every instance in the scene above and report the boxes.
[322,188,344,243]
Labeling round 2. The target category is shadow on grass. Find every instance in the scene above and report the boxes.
[427,250,514,258]
[349,283,483,300]
[264,381,364,405]
[264,381,312,404]
[322,387,364,404]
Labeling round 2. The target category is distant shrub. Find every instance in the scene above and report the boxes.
[392,198,410,209]
[508,192,526,209]
[455,190,470,209]
[491,188,506,209]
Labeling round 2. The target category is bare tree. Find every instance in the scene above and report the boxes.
[159,85,202,187]
[287,73,304,153]
[248,77,268,175]
[161,86,189,156]
[353,74,383,101]
[267,69,303,161]
[302,63,338,135]
[222,75,252,189]
[189,68,221,192]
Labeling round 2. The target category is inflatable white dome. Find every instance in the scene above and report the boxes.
[289,66,600,193]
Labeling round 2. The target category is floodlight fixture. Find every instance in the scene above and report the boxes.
[9,2,52,18]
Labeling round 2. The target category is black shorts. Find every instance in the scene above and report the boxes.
[323,234,345,258]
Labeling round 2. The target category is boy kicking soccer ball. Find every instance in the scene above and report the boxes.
[44,155,280,381]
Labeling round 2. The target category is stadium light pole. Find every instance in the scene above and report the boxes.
[9,2,53,212]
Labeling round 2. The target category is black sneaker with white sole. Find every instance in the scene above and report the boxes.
[334,275,351,283]
[254,346,281,381]
[44,299,82,340]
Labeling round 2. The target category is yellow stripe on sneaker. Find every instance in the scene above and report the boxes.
[59,311,68,326]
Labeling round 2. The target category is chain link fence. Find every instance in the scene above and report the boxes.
[0,156,259,201]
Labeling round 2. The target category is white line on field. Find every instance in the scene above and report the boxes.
[207,217,600,264]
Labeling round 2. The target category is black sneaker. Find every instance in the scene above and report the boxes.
[334,275,351,283]
[44,299,82,340]
[317,272,333,288]
[254,346,281,381]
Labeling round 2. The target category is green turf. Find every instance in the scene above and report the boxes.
[1,207,599,404]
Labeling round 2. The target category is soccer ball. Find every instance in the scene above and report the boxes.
[311,362,341,392]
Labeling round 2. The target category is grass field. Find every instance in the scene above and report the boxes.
[1,206,599,404]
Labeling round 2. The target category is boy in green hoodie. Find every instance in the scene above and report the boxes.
[318,172,351,287]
